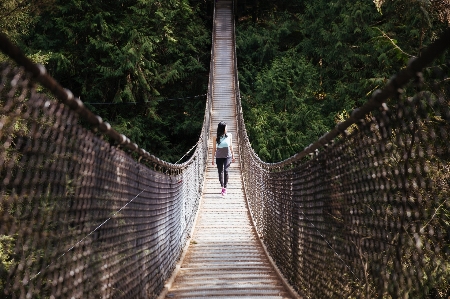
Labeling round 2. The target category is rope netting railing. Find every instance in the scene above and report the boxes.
[0,31,213,298]
[235,28,450,298]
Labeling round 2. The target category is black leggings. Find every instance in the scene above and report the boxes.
[216,157,232,188]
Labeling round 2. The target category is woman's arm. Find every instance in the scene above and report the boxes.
[229,135,235,162]
[212,141,216,165]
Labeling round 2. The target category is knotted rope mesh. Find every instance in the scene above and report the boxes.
[0,59,210,299]
[236,30,450,298]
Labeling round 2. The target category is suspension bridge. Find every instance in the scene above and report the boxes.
[1,0,450,298]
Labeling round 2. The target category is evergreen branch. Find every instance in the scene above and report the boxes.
[374,27,415,58]
[0,0,28,19]
[420,199,448,232]
[1,0,52,19]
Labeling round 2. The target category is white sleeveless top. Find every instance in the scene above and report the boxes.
[215,133,232,158]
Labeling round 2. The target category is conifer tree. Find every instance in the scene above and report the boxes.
[21,0,211,161]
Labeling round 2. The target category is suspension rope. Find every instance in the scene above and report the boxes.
[300,212,359,282]
[175,140,199,164]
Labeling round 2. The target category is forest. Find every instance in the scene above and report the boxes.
[1,0,449,164]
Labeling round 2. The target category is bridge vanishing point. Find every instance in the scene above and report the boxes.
[1,1,450,299]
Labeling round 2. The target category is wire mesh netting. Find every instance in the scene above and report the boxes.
[0,60,210,298]
[237,31,450,298]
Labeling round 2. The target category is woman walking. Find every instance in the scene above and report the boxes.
[212,121,235,196]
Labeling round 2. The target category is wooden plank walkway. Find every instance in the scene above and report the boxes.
[159,1,295,298]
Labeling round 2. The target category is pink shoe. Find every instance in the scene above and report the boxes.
[222,188,227,195]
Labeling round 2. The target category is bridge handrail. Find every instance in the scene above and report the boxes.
[235,26,450,298]
[0,5,216,294]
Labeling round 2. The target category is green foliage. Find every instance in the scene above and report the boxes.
[0,234,15,294]
[243,50,328,161]
[24,0,208,102]
[237,0,450,162]
[0,0,54,40]
[0,0,54,64]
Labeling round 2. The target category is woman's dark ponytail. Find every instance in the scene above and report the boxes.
[216,121,227,144]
